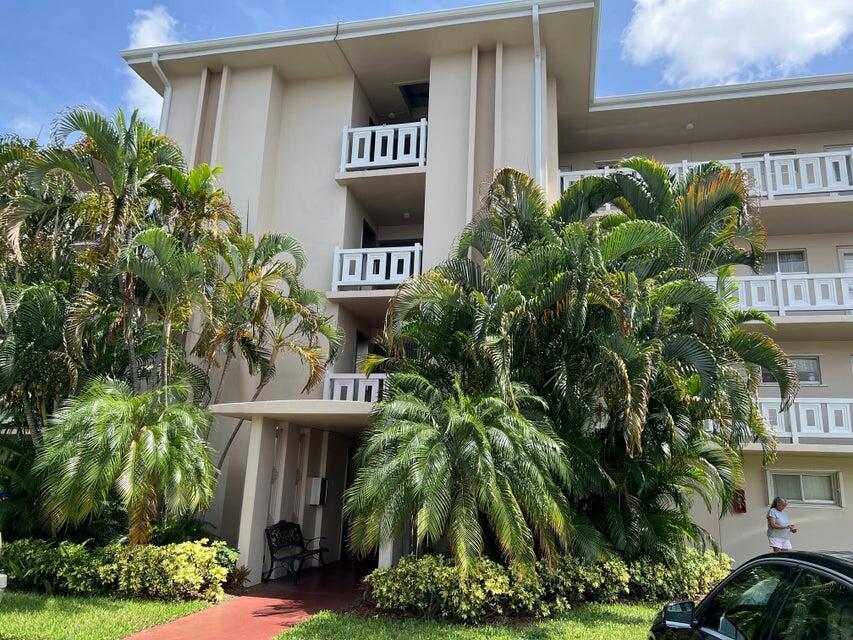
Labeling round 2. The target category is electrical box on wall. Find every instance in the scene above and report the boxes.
[307,477,327,506]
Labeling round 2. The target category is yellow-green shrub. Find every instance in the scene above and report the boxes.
[366,549,733,622]
[628,548,731,601]
[0,538,233,601]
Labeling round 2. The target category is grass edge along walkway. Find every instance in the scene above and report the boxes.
[279,602,662,640]
[0,591,209,640]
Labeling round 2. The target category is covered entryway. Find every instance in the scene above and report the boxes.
[210,399,400,585]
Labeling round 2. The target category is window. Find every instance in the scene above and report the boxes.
[769,471,841,506]
[697,563,794,639]
[762,356,821,384]
[771,569,853,640]
[760,249,807,275]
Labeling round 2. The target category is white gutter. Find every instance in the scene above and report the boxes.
[150,52,172,133]
[532,3,543,186]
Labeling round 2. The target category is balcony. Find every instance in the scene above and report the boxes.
[707,273,853,316]
[760,398,853,444]
[331,244,422,292]
[560,149,853,200]
[327,245,423,324]
[323,373,387,402]
[339,120,427,173]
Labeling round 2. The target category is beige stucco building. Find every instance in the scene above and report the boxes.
[122,0,853,583]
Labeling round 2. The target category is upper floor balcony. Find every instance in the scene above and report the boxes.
[324,373,387,402]
[560,148,853,201]
[331,244,423,292]
[327,244,423,326]
[339,120,428,173]
[711,272,853,317]
[760,397,853,445]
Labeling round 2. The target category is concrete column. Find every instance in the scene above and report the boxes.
[236,415,277,585]
[378,526,412,568]
[378,536,404,568]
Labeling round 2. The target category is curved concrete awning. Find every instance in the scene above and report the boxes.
[209,399,374,434]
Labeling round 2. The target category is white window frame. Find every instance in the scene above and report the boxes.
[761,355,822,386]
[766,469,845,509]
[760,248,808,275]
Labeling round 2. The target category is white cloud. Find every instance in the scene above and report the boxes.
[125,6,179,126]
[622,0,853,88]
[10,116,43,139]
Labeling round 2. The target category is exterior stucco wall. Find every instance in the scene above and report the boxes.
[561,129,853,171]
[498,45,535,176]
[164,73,202,154]
[694,452,853,565]
[422,51,474,268]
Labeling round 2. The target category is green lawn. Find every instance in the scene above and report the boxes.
[280,603,661,640]
[0,591,208,640]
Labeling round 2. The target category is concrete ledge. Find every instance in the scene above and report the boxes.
[210,399,374,433]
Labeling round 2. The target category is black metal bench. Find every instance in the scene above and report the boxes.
[262,520,327,584]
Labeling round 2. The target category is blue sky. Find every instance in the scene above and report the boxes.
[2,0,852,139]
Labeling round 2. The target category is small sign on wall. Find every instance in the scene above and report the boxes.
[307,477,327,506]
[732,489,747,514]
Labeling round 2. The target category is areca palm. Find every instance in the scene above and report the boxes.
[125,227,207,390]
[158,163,240,249]
[195,233,341,468]
[361,165,798,559]
[0,284,77,444]
[345,373,596,573]
[36,377,215,545]
[29,108,183,246]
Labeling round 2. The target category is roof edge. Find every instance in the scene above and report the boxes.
[121,0,592,64]
[591,72,853,112]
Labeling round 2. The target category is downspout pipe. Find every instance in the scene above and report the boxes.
[532,3,543,186]
[151,52,172,133]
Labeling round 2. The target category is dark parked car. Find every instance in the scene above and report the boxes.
[650,551,853,640]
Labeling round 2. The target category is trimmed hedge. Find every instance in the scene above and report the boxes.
[0,538,235,601]
[366,548,731,622]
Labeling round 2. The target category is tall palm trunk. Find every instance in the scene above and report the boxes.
[128,486,159,546]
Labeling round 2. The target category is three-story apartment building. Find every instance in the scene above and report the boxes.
[122,0,853,583]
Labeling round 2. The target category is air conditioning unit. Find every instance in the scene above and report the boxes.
[307,477,327,506]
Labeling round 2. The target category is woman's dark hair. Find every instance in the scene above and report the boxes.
[772,496,787,509]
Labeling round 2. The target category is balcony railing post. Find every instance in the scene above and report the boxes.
[775,271,785,316]
[323,373,332,400]
[413,242,423,276]
[849,147,853,186]
[763,153,775,200]
[418,118,427,166]
[340,126,349,173]
[331,246,342,292]
[789,405,799,444]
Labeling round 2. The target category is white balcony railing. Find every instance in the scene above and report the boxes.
[323,373,387,402]
[760,398,853,443]
[340,119,427,172]
[702,273,853,316]
[560,149,853,199]
[331,244,422,291]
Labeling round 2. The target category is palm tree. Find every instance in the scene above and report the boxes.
[158,163,241,249]
[29,108,184,247]
[362,165,798,558]
[0,284,77,444]
[193,233,341,468]
[36,377,215,545]
[125,228,207,390]
[344,373,597,573]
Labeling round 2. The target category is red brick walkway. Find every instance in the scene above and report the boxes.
[127,564,365,640]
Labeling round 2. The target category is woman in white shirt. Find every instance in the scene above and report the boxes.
[767,496,797,552]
